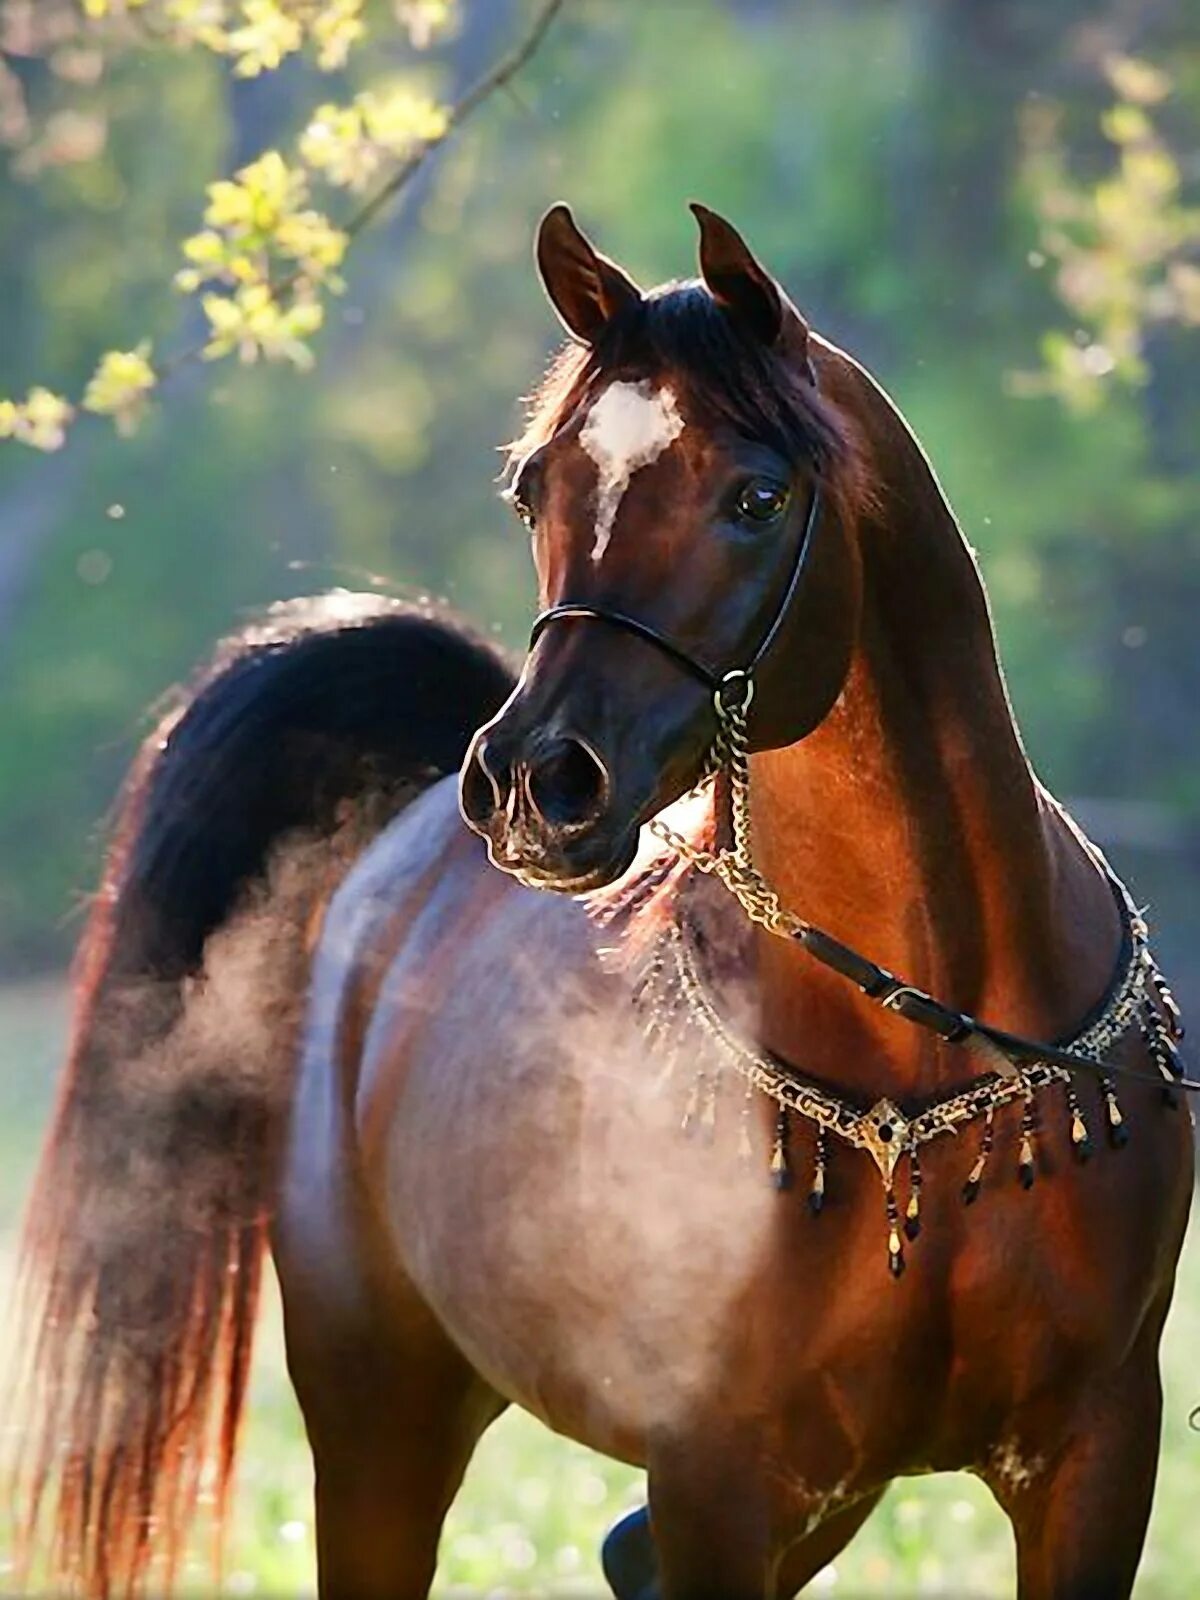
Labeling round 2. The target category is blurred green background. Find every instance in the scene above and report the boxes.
[0,0,1197,1594]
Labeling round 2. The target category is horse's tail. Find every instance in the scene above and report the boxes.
[10,592,514,1598]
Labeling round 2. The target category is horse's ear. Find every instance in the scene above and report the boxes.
[535,204,643,344]
[690,202,807,353]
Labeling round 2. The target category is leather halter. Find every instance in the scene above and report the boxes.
[528,405,824,704]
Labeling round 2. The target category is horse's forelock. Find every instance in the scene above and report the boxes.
[507,283,865,521]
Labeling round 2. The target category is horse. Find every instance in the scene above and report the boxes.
[11,203,1194,1600]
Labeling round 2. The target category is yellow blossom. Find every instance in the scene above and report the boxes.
[361,85,448,152]
[395,0,455,50]
[0,388,75,452]
[82,343,157,436]
[300,103,376,189]
[204,150,302,236]
[311,0,366,70]
[300,86,448,191]
[226,0,303,77]
[274,209,348,276]
[203,284,325,368]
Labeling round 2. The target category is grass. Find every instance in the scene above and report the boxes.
[1,981,1198,1597]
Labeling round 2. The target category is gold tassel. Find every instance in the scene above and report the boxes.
[681,1071,704,1136]
[888,1226,904,1278]
[962,1106,994,1206]
[1065,1082,1093,1163]
[885,1183,905,1279]
[652,1037,682,1094]
[738,1087,755,1163]
[699,1076,718,1144]
[809,1128,827,1216]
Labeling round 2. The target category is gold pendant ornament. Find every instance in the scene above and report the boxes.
[631,915,1176,1278]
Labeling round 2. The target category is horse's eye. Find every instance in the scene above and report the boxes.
[508,483,536,531]
[734,478,790,525]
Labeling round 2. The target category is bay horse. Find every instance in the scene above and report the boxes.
[11,204,1194,1600]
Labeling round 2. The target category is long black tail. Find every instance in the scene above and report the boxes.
[12,592,514,1598]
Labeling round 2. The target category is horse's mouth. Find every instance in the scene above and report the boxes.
[484,829,639,896]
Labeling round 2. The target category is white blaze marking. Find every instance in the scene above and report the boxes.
[579,379,685,561]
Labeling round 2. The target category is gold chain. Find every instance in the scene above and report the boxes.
[649,679,801,938]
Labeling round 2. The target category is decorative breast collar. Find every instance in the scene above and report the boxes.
[630,896,1186,1280]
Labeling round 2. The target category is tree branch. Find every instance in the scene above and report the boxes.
[156,0,569,382]
[346,0,569,238]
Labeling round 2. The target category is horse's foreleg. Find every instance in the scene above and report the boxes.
[989,1348,1163,1600]
[646,1434,786,1600]
[772,1488,886,1597]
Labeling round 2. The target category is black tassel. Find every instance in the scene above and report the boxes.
[904,1146,922,1240]
[1144,998,1184,1108]
[1018,1094,1037,1190]
[1151,966,1185,1041]
[769,1106,792,1191]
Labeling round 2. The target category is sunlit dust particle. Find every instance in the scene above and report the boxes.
[77,549,112,585]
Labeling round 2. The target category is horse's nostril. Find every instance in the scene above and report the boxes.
[525,738,609,829]
[460,734,509,828]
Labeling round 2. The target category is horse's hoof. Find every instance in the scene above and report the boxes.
[601,1504,659,1600]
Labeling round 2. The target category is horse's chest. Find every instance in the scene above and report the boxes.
[375,1008,970,1463]
[359,910,1182,1474]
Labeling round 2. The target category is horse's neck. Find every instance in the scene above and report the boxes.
[748,395,1120,1096]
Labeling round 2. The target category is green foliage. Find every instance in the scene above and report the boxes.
[0,0,1197,995]
[1020,53,1200,410]
[0,0,461,448]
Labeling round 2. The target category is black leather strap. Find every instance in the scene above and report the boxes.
[529,379,825,694]
[793,872,1199,1091]
[528,605,724,689]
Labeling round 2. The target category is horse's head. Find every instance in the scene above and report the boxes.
[460,203,864,891]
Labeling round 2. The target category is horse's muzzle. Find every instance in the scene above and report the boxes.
[459,724,635,891]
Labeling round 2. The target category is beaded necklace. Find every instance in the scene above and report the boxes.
[629,902,1184,1278]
